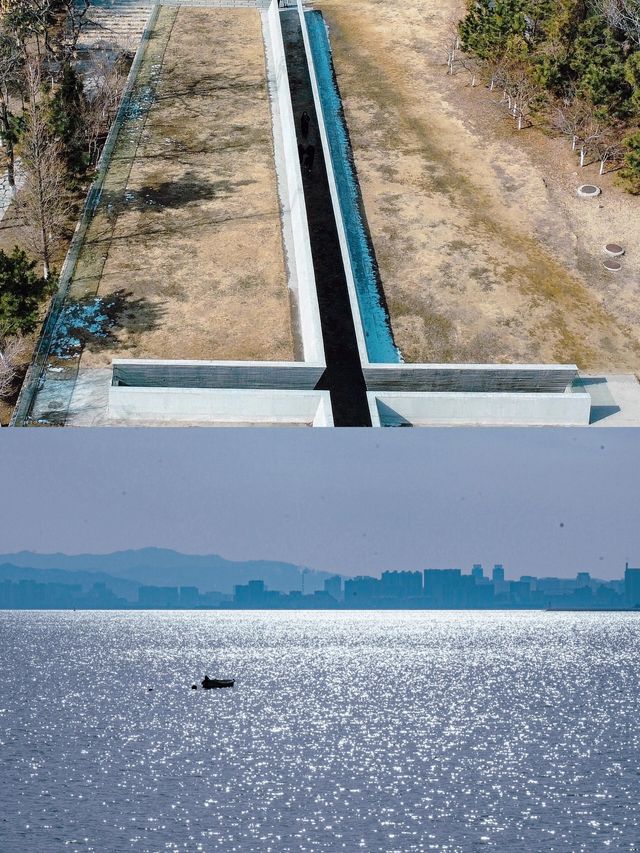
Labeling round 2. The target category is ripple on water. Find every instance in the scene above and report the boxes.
[0,610,639,852]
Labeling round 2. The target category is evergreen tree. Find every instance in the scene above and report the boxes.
[47,62,87,176]
[624,52,640,114]
[618,130,640,193]
[0,247,50,338]
[570,15,630,114]
[459,0,528,61]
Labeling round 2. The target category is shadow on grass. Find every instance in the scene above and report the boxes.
[100,170,256,218]
[51,289,166,358]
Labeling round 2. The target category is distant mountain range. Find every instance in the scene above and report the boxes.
[0,548,335,597]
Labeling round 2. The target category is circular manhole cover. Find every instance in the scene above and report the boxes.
[603,259,622,271]
[577,184,602,197]
[604,243,625,256]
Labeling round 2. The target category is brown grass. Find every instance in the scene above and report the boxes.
[318,0,640,371]
[76,5,293,367]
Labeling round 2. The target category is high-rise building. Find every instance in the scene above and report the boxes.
[344,575,379,604]
[471,564,484,580]
[624,564,640,607]
[424,569,462,606]
[323,575,343,601]
[492,564,505,582]
[381,570,422,599]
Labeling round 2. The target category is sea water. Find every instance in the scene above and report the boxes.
[1,610,639,852]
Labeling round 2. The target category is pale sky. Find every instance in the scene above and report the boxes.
[0,428,638,579]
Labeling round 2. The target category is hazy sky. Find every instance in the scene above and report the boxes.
[0,429,638,579]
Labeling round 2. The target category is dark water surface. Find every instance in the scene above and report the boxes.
[281,10,371,427]
[1,611,639,852]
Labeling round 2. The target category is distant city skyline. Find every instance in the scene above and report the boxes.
[0,429,638,579]
[3,563,639,611]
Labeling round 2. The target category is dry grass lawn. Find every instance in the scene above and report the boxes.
[75,5,293,366]
[319,0,640,371]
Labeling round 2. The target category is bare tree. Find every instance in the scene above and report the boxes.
[595,131,625,174]
[0,336,27,401]
[593,0,640,47]
[14,61,72,279]
[443,15,461,75]
[552,99,599,153]
[59,0,91,59]
[458,53,482,87]
[82,51,127,164]
[578,118,606,167]
[486,55,510,92]
[0,31,24,188]
[505,66,544,130]
[43,0,91,64]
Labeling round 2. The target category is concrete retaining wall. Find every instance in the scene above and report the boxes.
[363,364,579,393]
[265,0,324,365]
[112,359,324,389]
[368,390,591,427]
[160,1,271,7]
[109,386,333,424]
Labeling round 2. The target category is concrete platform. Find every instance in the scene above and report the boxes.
[368,389,592,427]
[578,374,640,426]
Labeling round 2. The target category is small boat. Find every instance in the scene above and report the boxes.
[201,675,234,689]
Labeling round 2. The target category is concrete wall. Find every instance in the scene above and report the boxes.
[266,0,324,365]
[363,364,579,393]
[109,386,334,425]
[312,392,334,426]
[368,390,592,427]
[160,1,271,7]
[112,359,324,389]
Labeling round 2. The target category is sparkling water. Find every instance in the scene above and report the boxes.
[1,610,639,852]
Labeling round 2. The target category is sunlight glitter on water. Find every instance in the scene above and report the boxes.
[0,611,639,852]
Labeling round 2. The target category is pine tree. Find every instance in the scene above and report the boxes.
[618,130,640,193]
[0,247,49,338]
[570,14,630,114]
[47,62,88,176]
[624,52,640,114]
[459,0,528,61]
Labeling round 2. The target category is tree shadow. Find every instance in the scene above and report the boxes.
[99,171,256,222]
[51,289,166,358]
